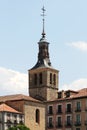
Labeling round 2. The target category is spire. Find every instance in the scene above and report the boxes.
[31,6,52,70]
[41,6,46,38]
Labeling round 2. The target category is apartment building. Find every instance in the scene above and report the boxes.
[0,103,24,130]
[46,88,87,130]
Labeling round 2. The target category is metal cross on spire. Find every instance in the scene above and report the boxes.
[41,6,46,38]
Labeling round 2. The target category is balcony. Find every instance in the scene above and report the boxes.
[47,123,54,129]
[75,107,81,112]
[19,120,24,125]
[84,120,87,125]
[65,121,72,127]
[48,110,53,115]
[57,110,62,114]
[56,123,63,128]
[66,109,72,113]
[7,119,12,124]
[75,121,81,126]
[14,120,18,124]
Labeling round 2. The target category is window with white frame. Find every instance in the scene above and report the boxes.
[48,106,53,114]
[48,117,53,128]
[76,114,81,124]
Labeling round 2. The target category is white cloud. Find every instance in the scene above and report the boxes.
[0,67,87,96]
[67,41,87,51]
[61,78,87,91]
[0,67,28,96]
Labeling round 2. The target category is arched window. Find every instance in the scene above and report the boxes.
[53,74,56,85]
[34,74,37,85]
[50,73,52,84]
[39,73,42,84]
[36,109,40,123]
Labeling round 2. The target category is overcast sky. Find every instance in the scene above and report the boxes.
[0,0,87,96]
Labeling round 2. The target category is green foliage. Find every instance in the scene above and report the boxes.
[8,125,30,130]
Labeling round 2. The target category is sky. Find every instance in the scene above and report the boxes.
[0,0,87,96]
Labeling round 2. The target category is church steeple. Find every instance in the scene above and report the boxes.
[32,6,52,70]
[29,7,59,101]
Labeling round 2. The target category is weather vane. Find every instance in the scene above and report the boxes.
[41,6,46,38]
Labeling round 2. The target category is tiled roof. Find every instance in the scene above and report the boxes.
[0,94,41,103]
[71,88,87,99]
[46,88,87,102]
[0,103,21,113]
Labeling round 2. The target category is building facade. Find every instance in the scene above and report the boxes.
[0,94,45,130]
[46,89,87,130]
[0,7,87,130]
[0,103,24,130]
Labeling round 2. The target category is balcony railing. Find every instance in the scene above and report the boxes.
[65,109,72,113]
[74,121,81,126]
[19,120,24,125]
[47,123,54,129]
[48,111,53,115]
[57,110,62,114]
[14,120,18,124]
[84,120,87,125]
[75,107,81,112]
[7,119,12,124]
[65,121,72,127]
[56,122,63,128]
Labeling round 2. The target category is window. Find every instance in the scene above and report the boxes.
[50,73,52,84]
[66,116,71,126]
[76,101,81,111]
[48,106,53,114]
[7,113,11,121]
[19,115,23,125]
[76,114,80,122]
[58,92,62,98]
[14,115,17,125]
[7,113,11,124]
[77,102,81,109]
[75,114,81,125]
[48,117,53,128]
[57,116,62,126]
[53,74,56,85]
[66,91,70,97]
[39,73,42,84]
[58,105,62,113]
[66,104,71,112]
[34,74,37,85]
[36,109,40,123]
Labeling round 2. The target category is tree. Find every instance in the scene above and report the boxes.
[8,125,30,130]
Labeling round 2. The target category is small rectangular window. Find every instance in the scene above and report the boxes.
[66,104,71,112]
[50,73,52,84]
[58,105,62,113]
[48,117,53,128]
[48,106,53,114]
[53,74,56,85]
[34,74,37,85]
[39,73,42,84]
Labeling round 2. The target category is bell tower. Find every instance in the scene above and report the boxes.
[28,7,59,101]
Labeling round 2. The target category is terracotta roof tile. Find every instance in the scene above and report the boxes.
[0,94,41,103]
[46,88,87,102]
[0,103,22,113]
[71,88,87,98]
